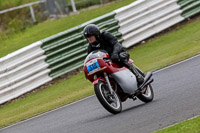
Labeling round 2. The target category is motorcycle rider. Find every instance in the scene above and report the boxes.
[83,24,144,85]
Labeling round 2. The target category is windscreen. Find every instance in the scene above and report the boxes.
[84,50,108,65]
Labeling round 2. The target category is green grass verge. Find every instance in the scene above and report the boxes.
[0,0,134,58]
[0,15,200,129]
[154,116,200,133]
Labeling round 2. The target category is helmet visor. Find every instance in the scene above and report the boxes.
[84,32,93,38]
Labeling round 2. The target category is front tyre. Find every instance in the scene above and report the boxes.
[94,81,122,114]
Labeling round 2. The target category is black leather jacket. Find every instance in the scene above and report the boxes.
[87,31,125,56]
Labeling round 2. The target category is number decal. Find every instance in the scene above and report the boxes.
[93,63,97,69]
[87,60,100,73]
[88,64,94,72]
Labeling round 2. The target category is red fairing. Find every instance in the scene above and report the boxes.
[92,77,106,85]
[83,50,129,82]
[84,58,127,82]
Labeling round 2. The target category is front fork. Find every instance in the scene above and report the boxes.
[104,72,115,95]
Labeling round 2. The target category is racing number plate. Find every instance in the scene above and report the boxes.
[87,59,100,73]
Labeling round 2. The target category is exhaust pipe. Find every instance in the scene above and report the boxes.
[140,78,154,90]
[139,72,153,90]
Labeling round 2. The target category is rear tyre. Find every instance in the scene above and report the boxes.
[135,67,154,103]
[94,81,122,114]
[137,84,154,102]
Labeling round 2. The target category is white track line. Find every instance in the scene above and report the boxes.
[155,115,200,132]
[0,95,95,130]
[154,54,200,74]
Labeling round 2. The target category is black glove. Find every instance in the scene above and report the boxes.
[111,54,120,62]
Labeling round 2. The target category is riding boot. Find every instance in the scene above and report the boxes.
[129,65,144,85]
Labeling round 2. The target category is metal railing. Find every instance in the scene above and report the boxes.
[0,0,46,23]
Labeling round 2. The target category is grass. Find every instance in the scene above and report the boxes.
[0,0,134,58]
[154,116,200,133]
[0,15,200,129]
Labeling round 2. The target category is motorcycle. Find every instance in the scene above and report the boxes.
[83,50,154,114]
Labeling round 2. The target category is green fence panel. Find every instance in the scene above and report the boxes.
[178,0,200,18]
[178,0,195,7]
[41,12,123,79]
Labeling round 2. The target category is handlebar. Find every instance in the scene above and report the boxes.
[103,58,112,62]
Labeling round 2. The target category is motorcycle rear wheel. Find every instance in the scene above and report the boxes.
[94,81,122,114]
[137,84,154,102]
[135,67,154,103]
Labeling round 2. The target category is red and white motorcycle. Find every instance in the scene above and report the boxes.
[83,50,154,114]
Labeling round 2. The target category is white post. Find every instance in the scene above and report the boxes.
[70,0,77,13]
[29,5,36,23]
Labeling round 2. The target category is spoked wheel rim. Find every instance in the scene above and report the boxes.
[141,85,152,97]
[99,83,120,110]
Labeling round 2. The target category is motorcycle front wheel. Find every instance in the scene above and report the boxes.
[94,81,122,114]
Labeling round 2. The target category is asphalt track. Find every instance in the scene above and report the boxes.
[1,54,200,133]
